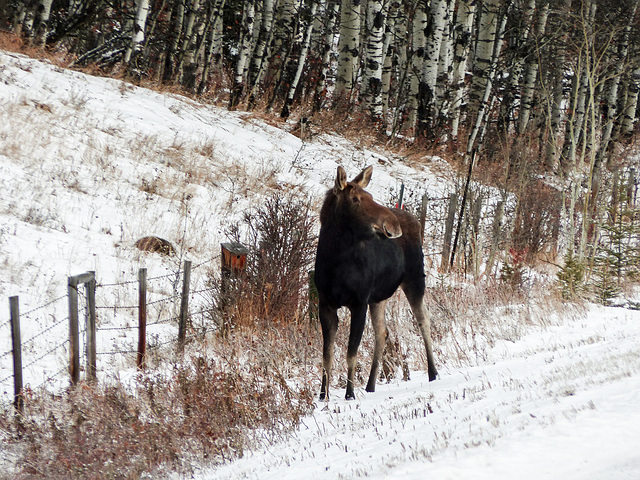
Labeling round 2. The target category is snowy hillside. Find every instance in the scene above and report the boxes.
[0,49,447,396]
[1,51,639,480]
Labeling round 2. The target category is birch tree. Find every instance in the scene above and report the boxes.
[334,0,362,103]
[247,0,276,106]
[124,0,151,69]
[313,0,340,111]
[416,0,450,137]
[450,0,476,139]
[516,0,550,135]
[230,0,256,108]
[281,0,319,117]
[362,0,388,121]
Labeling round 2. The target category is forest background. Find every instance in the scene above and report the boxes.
[5,0,640,285]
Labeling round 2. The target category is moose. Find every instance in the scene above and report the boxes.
[314,165,438,400]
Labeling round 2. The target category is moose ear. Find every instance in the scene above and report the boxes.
[352,165,373,188]
[334,166,347,193]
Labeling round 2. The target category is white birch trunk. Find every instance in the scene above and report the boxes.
[230,0,256,107]
[621,67,640,135]
[498,0,536,130]
[380,0,397,121]
[450,0,476,139]
[335,0,362,101]
[469,0,500,123]
[362,0,387,120]
[403,1,426,135]
[416,0,450,136]
[198,0,228,94]
[125,0,151,65]
[595,0,638,167]
[314,0,340,111]
[282,1,319,117]
[33,0,54,45]
[247,0,276,100]
[516,0,550,135]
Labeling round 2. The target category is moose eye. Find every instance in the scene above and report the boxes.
[351,195,360,204]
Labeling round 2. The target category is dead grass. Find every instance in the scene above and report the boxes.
[0,336,315,479]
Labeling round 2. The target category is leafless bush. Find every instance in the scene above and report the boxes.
[224,191,317,326]
[0,349,314,479]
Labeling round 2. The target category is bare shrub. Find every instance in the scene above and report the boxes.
[511,179,561,265]
[224,191,317,326]
[0,352,314,479]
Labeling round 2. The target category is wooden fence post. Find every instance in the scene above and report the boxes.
[137,268,147,369]
[419,193,428,243]
[9,296,23,413]
[68,272,95,386]
[441,193,459,271]
[177,260,191,353]
[68,278,80,386]
[86,272,96,382]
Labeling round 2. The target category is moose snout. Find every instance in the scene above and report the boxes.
[382,221,402,239]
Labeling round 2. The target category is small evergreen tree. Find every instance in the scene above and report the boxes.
[557,251,585,300]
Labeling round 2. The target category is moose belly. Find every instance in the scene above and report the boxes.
[317,245,404,308]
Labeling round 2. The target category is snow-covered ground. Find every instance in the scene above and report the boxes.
[1,50,639,479]
[202,305,640,480]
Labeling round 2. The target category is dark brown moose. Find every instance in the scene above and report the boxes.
[314,166,438,400]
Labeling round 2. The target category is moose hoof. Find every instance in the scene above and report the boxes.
[345,392,355,401]
[428,370,438,382]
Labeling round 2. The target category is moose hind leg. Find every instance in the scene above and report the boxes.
[319,303,338,400]
[345,305,367,400]
[366,300,388,393]
[403,288,438,381]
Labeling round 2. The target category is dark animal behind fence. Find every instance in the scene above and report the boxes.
[314,166,438,400]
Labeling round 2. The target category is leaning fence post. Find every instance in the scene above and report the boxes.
[86,272,97,382]
[441,192,459,271]
[137,268,147,369]
[419,193,428,243]
[9,296,23,413]
[68,277,80,386]
[177,260,191,353]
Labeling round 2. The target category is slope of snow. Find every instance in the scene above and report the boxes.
[200,306,640,480]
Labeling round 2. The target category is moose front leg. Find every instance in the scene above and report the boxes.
[346,305,367,400]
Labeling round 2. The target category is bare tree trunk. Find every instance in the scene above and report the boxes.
[621,66,640,135]
[163,0,186,84]
[32,0,54,45]
[498,0,536,133]
[314,0,340,112]
[450,0,476,139]
[595,0,638,169]
[517,0,550,135]
[416,0,450,137]
[247,0,276,107]
[198,0,227,95]
[335,0,362,103]
[281,0,319,118]
[362,0,388,121]
[403,1,426,135]
[230,0,256,108]
[469,0,501,122]
[125,0,151,70]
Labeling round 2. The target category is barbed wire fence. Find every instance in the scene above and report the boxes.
[1,187,513,414]
[1,254,222,413]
